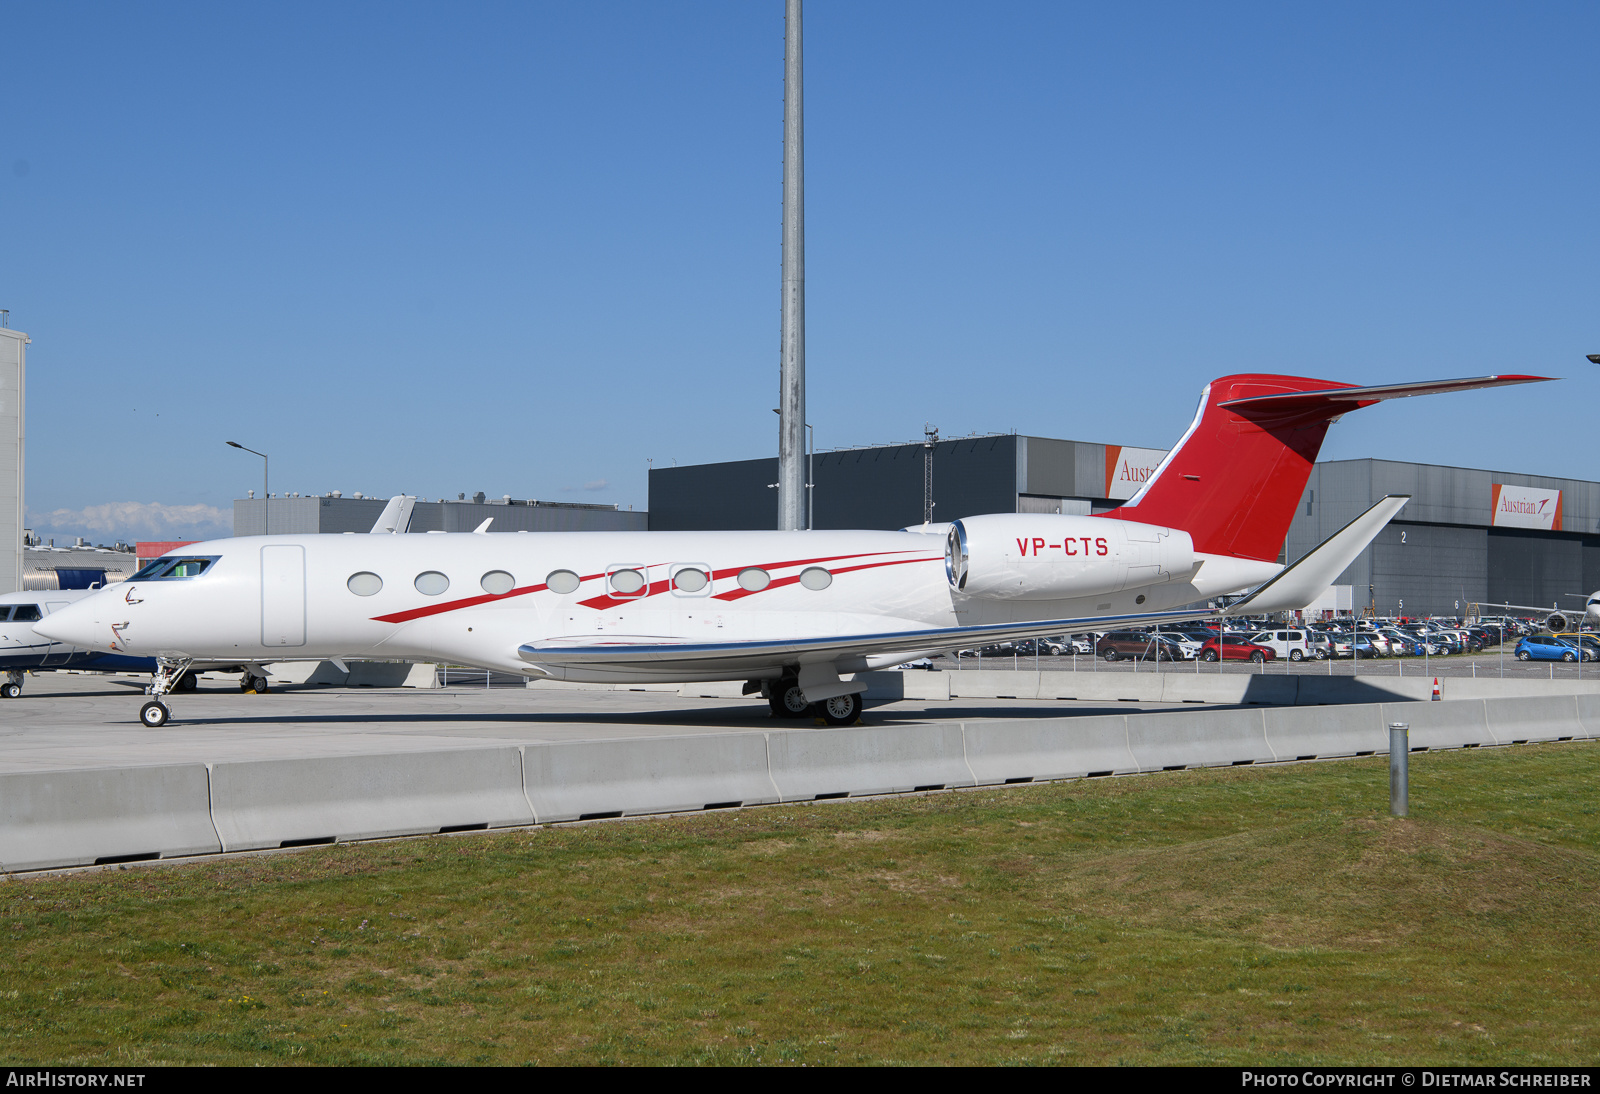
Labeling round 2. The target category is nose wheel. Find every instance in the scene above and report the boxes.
[140,700,170,727]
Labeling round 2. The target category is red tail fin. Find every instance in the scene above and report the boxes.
[1100,372,1550,562]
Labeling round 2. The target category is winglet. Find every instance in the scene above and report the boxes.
[1224,495,1410,615]
[473,518,494,534]
[369,495,417,534]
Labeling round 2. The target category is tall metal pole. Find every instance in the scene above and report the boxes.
[777,0,806,531]
[227,441,269,535]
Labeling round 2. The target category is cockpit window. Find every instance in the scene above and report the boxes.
[129,556,219,580]
[10,605,41,622]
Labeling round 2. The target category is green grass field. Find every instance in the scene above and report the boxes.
[3,741,1598,1065]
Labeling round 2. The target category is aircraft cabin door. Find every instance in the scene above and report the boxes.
[261,545,307,648]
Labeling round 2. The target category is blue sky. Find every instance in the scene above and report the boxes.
[5,2,1597,544]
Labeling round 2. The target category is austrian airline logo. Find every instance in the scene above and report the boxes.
[1103,445,1168,501]
[1490,483,1562,531]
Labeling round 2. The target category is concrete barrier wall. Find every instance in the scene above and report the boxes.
[9,683,1600,872]
[209,748,533,851]
[0,764,220,872]
[264,660,441,688]
[532,669,1600,708]
[962,715,1135,783]
[767,723,973,800]
[1576,694,1600,739]
[1381,699,1494,750]
[523,733,779,822]
[1480,695,1584,744]
[1127,707,1276,769]
[1263,704,1387,759]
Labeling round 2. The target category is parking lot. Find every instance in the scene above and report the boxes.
[930,647,1600,680]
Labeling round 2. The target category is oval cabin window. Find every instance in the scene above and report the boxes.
[414,571,450,596]
[481,570,516,595]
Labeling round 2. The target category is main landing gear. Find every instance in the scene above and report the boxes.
[138,657,194,728]
[763,676,864,727]
[1,670,24,699]
[239,672,270,694]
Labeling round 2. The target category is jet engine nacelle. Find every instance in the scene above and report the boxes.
[1547,591,1600,633]
[946,514,1196,601]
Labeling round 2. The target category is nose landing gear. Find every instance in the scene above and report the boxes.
[139,656,194,728]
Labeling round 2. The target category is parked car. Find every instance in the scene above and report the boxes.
[1157,631,1204,660]
[1515,635,1595,662]
[1323,632,1356,659]
[1097,631,1182,661]
[1349,634,1383,659]
[1198,638,1277,663]
[1245,628,1317,662]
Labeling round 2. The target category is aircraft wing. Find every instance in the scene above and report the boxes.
[518,605,1220,677]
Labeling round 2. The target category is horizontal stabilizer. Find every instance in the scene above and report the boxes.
[1218,375,1550,414]
[1223,495,1410,616]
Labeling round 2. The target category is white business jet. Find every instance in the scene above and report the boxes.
[37,372,1550,728]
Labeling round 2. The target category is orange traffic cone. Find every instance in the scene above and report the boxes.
[1431,677,1441,701]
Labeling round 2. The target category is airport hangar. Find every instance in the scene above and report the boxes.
[231,491,647,535]
[647,434,1600,620]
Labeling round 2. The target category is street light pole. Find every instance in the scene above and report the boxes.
[227,441,269,535]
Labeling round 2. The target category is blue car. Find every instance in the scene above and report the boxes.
[1515,635,1595,663]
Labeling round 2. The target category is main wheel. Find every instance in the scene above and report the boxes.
[1517,651,1531,661]
[0,682,20,699]
[1249,651,1266,664]
[1201,650,1218,662]
[816,692,861,727]
[768,679,811,719]
[1289,650,1304,662]
[176,671,198,692]
[139,700,169,728]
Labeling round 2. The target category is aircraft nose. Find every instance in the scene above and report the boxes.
[35,598,107,649]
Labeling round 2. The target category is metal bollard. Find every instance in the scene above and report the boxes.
[1390,722,1409,817]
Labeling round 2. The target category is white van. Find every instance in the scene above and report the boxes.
[1247,629,1317,662]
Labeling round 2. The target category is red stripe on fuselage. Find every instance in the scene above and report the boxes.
[712,555,937,601]
[369,550,933,624]
[577,550,925,610]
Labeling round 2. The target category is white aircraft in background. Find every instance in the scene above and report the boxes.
[38,372,1554,728]
[1474,595,1600,635]
[0,590,160,697]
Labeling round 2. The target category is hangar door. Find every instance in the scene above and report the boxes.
[261,545,306,647]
